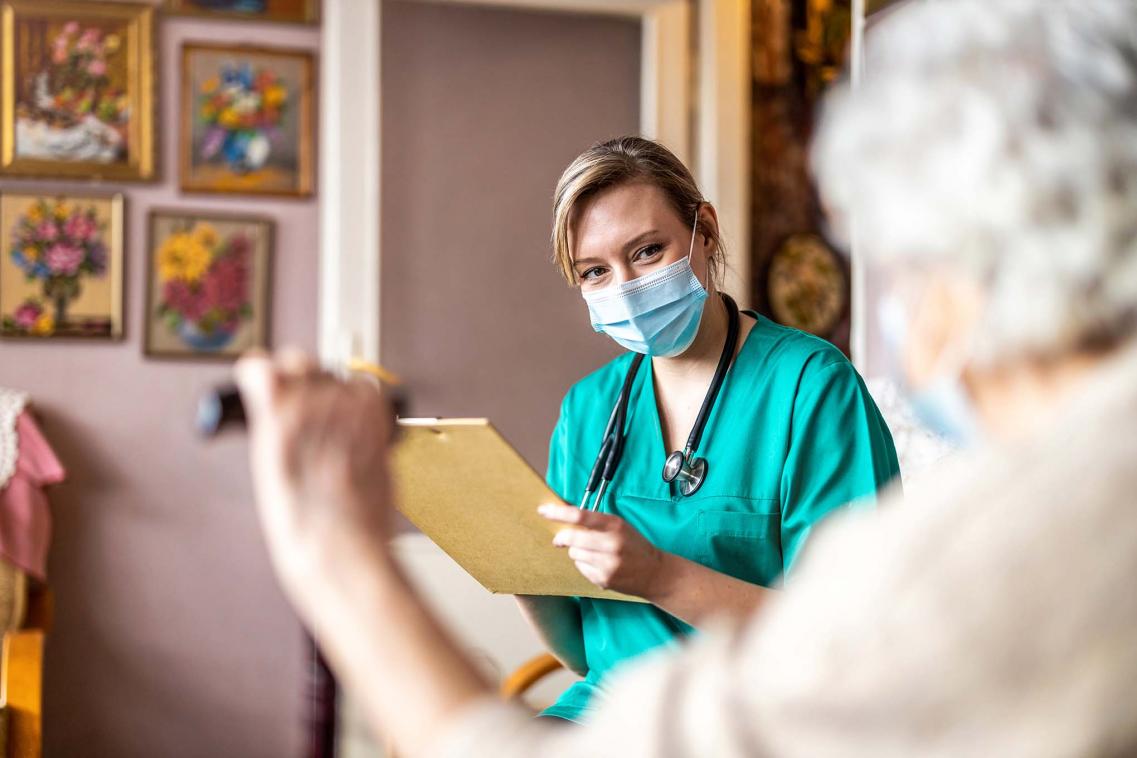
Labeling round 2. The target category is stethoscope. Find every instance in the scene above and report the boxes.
[579,292,741,511]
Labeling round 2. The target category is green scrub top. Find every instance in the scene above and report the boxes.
[540,313,900,723]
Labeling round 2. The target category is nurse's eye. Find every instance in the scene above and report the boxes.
[579,265,608,281]
[633,243,664,262]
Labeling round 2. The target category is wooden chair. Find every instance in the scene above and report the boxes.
[499,653,564,701]
[0,583,49,758]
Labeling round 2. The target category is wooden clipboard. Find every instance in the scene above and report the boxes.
[392,418,641,602]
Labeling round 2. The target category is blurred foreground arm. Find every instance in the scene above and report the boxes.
[235,352,500,756]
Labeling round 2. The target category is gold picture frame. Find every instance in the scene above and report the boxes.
[0,191,125,340]
[165,0,320,26]
[180,43,315,197]
[0,0,155,181]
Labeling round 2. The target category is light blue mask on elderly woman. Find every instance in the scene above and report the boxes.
[582,211,708,357]
[878,293,980,445]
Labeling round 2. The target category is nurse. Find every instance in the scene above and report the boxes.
[518,136,901,723]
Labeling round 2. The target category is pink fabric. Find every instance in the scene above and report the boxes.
[0,411,64,580]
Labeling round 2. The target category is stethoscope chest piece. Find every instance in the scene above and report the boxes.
[662,450,708,496]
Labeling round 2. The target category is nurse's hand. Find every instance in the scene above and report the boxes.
[540,503,665,598]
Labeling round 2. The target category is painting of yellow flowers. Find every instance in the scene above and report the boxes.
[0,192,124,339]
[180,43,314,196]
[145,210,272,359]
[0,0,155,180]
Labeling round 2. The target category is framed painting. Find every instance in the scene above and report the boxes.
[0,192,124,339]
[180,43,315,197]
[0,0,155,180]
[165,0,319,25]
[144,210,272,360]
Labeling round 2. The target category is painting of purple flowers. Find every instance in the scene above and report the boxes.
[145,210,272,359]
[180,44,314,196]
[0,192,124,339]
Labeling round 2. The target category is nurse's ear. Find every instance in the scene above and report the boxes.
[692,203,723,288]
[695,203,721,259]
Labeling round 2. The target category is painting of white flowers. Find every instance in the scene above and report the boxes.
[0,0,155,180]
[180,43,314,196]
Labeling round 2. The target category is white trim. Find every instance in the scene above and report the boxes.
[849,0,867,369]
[641,1,692,164]
[319,0,382,367]
[321,0,693,370]
[696,0,751,308]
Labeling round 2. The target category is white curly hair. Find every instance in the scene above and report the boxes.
[813,0,1137,366]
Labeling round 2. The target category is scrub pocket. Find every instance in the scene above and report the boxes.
[696,509,782,586]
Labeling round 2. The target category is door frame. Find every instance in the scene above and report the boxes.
[319,0,750,366]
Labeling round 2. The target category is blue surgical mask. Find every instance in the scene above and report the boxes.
[908,375,979,445]
[582,213,708,357]
[877,293,979,445]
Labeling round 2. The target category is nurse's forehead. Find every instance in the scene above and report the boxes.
[571,182,679,259]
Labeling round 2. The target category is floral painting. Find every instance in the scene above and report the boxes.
[166,0,319,25]
[145,211,272,359]
[0,1,155,180]
[180,44,314,196]
[0,193,124,339]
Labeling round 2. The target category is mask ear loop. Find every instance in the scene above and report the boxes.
[687,203,701,262]
[688,202,715,297]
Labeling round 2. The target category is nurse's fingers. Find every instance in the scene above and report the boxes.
[567,547,616,569]
[553,528,617,552]
[573,560,614,589]
[538,503,619,531]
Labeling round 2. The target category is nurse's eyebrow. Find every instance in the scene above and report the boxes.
[572,230,662,268]
[573,256,606,266]
[621,229,661,254]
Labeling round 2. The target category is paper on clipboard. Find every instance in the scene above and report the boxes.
[391,418,642,602]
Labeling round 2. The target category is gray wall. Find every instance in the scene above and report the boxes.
[380,0,640,471]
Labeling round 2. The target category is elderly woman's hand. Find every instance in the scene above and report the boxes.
[235,350,397,602]
[540,503,667,599]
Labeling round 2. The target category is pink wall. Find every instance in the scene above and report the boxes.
[0,16,319,758]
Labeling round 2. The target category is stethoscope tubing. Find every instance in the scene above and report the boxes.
[580,352,645,511]
[578,293,739,510]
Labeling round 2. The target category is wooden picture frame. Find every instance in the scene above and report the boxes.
[180,43,315,197]
[0,0,156,181]
[165,0,319,26]
[143,208,273,361]
[0,191,125,340]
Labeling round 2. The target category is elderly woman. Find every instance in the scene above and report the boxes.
[235,1,1137,756]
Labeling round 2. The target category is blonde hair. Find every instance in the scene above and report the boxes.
[551,136,724,285]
